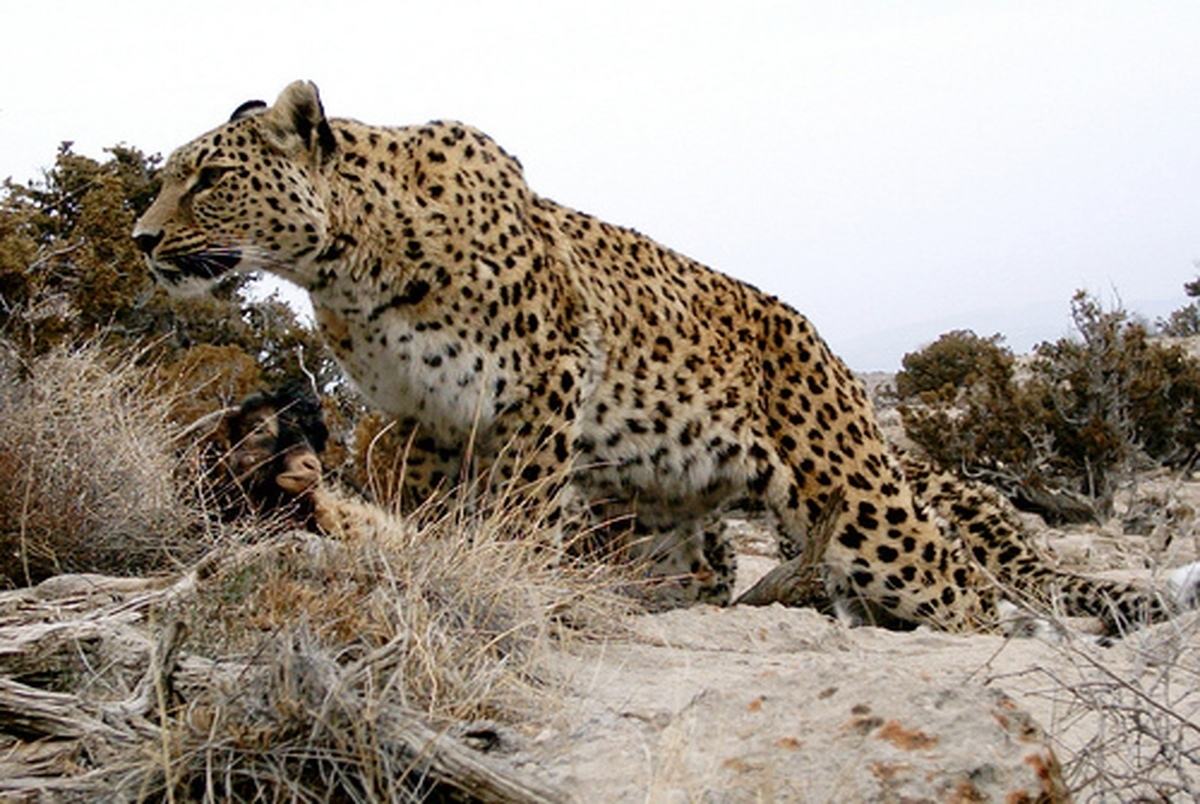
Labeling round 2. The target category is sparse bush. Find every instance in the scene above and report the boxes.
[1159,271,1200,337]
[0,338,204,585]
[898,291,1200,517]
[1034,294,1200,486]
[1159,303,1200,337]
[999,617,1200,800]
[894,329,1012,402]
[896,329,1060,508]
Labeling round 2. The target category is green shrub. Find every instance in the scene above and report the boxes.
[898,291,1200,516]
[894,329,1012,402]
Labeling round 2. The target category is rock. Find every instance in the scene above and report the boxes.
[527,606,1069,801]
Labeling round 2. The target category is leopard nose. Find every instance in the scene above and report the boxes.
[134,231,163,256]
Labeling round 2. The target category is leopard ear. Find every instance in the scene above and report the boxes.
[230,99,267,121]
[261,81,336,162]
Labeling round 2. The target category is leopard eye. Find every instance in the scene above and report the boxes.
[195,165,230,192]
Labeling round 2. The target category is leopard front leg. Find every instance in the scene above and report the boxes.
[470,401,587,546]
[606,508,737,609]
[477,391,738,607]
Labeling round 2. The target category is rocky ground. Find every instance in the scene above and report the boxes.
[479,476,1200,801]
[3,482,1197,801]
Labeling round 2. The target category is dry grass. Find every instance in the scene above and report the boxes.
[0,500,632,800]
[977,494,1200,799]
[0,338,205,586]
[986,612,1200,801]
[973,492,1200,802]
[169,500,630,800]
[0,341,633,799]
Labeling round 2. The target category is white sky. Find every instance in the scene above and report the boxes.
[4,1,1199,369]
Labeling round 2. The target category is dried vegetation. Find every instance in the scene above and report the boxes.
[0,341,630,801]
[0,339,203,586]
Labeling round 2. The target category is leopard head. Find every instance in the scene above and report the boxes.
[133,81,337,295]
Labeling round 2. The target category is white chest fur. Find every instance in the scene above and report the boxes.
[315,304,503,442]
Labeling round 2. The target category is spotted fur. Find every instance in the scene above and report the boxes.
[136,82,1174,631]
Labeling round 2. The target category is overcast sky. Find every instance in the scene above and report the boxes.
[4,1,1199,369]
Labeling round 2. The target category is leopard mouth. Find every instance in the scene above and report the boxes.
[146,249,244,286]
[160,251,243,281]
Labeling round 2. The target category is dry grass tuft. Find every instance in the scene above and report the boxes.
[1058,617,1200,800]
[172,504,630,800]
[194,490,632,719]
[0,443,633,800]
[0,338,205,585]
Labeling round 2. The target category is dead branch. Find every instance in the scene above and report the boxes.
[735,487,845,609]
[383,710,564,803]
[0,540,571,802]
[0,676,128,742]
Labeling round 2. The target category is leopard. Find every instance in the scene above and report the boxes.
[134,80,1183,633]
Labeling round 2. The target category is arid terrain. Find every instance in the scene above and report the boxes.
[4,485,1197,801]
[2,346,1199,801]
[508,484,1200,801]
